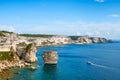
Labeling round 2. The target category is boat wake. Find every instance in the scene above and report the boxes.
[87,61,120,74]
[87,61,109,69]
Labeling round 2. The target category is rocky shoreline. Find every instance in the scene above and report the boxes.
[0,60,30,72]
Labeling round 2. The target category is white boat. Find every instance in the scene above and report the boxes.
[87,61,93,65]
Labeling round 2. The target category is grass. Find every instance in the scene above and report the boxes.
[0,51,14,61]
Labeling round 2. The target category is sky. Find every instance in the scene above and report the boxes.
[0,0,120,39]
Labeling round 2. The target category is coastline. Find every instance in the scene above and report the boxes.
[0,60,30,72]
[0,31,112,74]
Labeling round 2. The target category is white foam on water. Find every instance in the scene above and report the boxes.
[92,63,109,69]
[90,62,120,74]
[88,61,111,69]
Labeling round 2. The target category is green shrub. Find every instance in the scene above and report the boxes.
[17,42,27,46]
[26,43,33,53]
[19,34,54,38]
[0,52,14,60]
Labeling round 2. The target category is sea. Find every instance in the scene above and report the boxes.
[4,42,120,80]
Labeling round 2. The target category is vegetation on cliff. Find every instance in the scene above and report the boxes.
[20,34,54,38]
[0,52,12,60]
[0,33,5,37]
[0,31,14,37]
[17,42,27,47]
[0,46,19,61]
[0,31,13,34]
[26,43,33,53]
[69,36,83,40]
[0,52,19,61]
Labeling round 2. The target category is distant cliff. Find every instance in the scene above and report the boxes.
[0,31,111,46]
[74,36,111,44]
[19,34,111,46]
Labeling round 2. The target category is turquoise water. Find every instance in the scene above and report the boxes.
[12,43,120,80]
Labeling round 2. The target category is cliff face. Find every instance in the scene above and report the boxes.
[0,31,38,63]
[0,46,19,61]
[0,31,18,44]
[21,36,110,46]
[18,35,73,47]
[23,43,37,62]
[75,36,109,44]
[76,36,92,44]
[91,37,108,43]
[16,43,37,62]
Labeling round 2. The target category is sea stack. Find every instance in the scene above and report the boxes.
[42,50,58,64]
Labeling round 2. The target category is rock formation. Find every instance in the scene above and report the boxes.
[16,43,38,63]
[0,60,30,72]
[10,46,19,61]
[23,43,38,63]
[42,51,58,64]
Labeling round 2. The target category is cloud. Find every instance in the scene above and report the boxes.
[85,32,93,36]
[94,31,101,36]
[52,20,120,39]
[108,14,120,18]
[76,32,81,36]
[106,32,110,35]
[13,20,120,39]
[95,0,105,3]
[0,25,15,32]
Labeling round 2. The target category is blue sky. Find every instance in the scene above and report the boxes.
[0,0,120,39]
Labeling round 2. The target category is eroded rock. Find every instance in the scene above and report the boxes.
[23,43,38,63]
[42,51,58,64]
